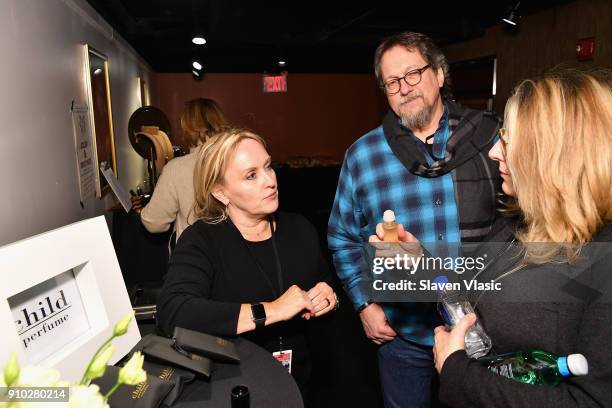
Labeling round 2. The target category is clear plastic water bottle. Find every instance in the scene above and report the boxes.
[478,350,588,386]
[433,275,492,359]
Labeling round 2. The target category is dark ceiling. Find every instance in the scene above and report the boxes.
[86,0,571,73]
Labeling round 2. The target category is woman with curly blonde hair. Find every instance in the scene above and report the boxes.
[502,69,612,263]
[433,68,612,407]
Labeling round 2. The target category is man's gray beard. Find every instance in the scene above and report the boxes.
[399,101,435,130]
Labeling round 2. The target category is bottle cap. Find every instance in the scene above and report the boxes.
[231,385,250,408]
[432,275,449,285]
[383,210,396,223]
[567,354,588,376]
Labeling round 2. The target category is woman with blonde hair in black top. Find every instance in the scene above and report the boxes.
[157,128,339,398]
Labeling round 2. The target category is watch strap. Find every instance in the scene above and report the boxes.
[357,301,374,313]
[251,303,266,328]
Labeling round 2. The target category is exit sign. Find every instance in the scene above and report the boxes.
[263,74,287,93]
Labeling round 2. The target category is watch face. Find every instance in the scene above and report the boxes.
[251,303,266,320]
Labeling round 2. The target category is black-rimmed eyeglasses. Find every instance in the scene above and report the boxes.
[382,64,431,95]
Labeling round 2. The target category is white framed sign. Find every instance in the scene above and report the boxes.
[71,105,96,204]
[9,269,91,364]
[0,216,140,381]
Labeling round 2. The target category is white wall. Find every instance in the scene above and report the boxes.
[0,0,153,246]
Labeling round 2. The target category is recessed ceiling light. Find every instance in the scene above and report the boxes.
[192,36,206,45]
[192,61,203,70]
[277,60,286,67]
[502,17,517,26]
[502,2,521,27]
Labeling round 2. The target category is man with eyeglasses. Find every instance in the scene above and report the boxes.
[328,32,501,408]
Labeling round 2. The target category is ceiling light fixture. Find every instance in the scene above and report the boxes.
[192,36,206,45]
[502,2,521,26]
[192,61,203,71]
[192,69,203,81]
[277,60,286,67]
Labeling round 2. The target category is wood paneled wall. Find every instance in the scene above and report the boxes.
[443,0,611,113]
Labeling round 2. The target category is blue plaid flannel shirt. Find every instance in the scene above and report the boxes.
[328,109,459,346]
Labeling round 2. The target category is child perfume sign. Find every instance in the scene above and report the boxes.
[9,269,91,364]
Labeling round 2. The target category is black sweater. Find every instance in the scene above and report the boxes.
[440,222,612,407]
[156,211,330,388]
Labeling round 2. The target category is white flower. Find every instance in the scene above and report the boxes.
[118,352,146,385]
[113,311,135,337]
[84,344,115,382]
[0,362,61,408]
[68,384,108,408]
[3,353,19,387]
[18,366,60,387]
[14,400,67,408]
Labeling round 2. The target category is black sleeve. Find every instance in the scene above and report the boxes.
[311,222,333,286]
[439,302,612,407]
[156,226,241,337]
[317,248,333,286]
[294,213,334,286]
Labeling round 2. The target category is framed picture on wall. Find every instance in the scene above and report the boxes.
[138,77,150,107]
[83,45,117,198]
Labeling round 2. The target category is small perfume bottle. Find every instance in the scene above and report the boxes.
[382,210,398,242]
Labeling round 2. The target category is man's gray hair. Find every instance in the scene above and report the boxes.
[374,32,452,100]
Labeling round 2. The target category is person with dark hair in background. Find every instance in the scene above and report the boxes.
[135,98,228,240]
[328,32,501,407]
[433,68,612,408]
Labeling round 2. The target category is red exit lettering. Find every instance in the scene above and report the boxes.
[263,75,287,93]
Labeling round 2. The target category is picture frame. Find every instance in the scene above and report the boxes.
[0,216,140,381]
[83,45,117,198]
[138,76,150,107]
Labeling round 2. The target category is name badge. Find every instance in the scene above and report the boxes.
[272,349,293,373]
